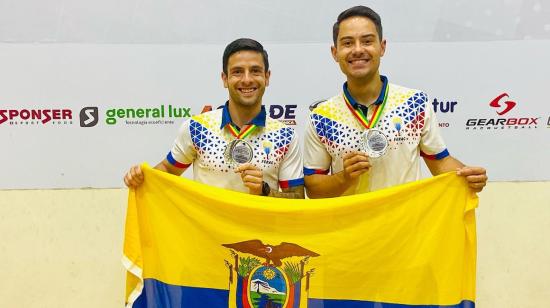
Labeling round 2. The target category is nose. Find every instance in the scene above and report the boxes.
[241,70,253,84]
[352,41,364,55]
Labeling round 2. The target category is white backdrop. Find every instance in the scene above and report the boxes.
[1,0,549,189]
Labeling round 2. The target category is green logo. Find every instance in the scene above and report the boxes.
[105,105,192,125]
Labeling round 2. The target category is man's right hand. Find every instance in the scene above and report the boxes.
[124,165,144,188]
[304,151,371,198]
[342,151,371,181]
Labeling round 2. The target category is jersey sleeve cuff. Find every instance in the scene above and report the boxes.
[166,152,192,169]
[278,178,305,189]
[303,167,330,176]
[420,149,450,160]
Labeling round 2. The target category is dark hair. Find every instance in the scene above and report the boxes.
[333,6,383,45]
[222,38,269,74]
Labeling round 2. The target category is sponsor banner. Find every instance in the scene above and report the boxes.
[104,105,193,126]
[465,93,539,130]
[0,41,549,188]
[80,107,99,127]
[0,105,196,128]
[202,104,298,125]
[0,108,74,125]
[431,98,458,128]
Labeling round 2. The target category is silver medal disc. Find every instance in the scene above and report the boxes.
[225,139,254,165]
[361,129,388,158]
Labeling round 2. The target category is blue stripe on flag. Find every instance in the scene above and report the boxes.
[293,281,301,308]
[132,278,228,308]
[131,279,475,308]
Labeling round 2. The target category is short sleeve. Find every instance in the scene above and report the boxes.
[277,129,304,189]
[303,114,332,175]
[419,93,449,160]
[167,119,196,168]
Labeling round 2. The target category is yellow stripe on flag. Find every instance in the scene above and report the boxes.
[123,163,477,307]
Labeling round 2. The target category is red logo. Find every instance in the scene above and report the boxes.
[0,108,73,125]
[466,93,539,130]
[200,105,213,113]
[489,93,516,115]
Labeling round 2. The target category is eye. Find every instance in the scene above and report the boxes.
[231,69,243,76]
[342,41,352,47]
[362,38,375,46]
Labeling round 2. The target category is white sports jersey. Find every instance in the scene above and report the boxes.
[168,103,303,193]
[304,77,448,194]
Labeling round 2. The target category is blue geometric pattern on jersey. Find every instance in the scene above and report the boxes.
[311,114,347,143]
[392,92,427,124]
[310,113,363,156]
[189,120,221,151]
[266,127,294,149]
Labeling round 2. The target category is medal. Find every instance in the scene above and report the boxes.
[224,122,259,166]
[225,139,254,166]
[361,129,388,158]
[343,81,390,158]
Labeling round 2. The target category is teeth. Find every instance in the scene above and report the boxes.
[240,88,256,93]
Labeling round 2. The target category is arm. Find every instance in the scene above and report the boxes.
[305,152,370,198]
[267,126,305,199]
[235,164,304,199]
[270,185,305,199]
[419,94,487,193]
[154,158,187,176]
[303,114,364,199]
[124,159,188,188]
[304,173,347,198]
[124,119,194,188]
[423,155,463,175]
[423,155,488,193]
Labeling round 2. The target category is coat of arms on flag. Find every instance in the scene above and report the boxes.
[223,240,319,308]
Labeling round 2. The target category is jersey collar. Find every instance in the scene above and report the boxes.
[343,75,388,108]
[220,101,267,129]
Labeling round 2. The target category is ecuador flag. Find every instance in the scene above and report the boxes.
[123,164,477,308]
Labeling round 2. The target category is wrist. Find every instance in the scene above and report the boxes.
[261,181,271,196]
[335,171,348,186]
[335,171,355,192]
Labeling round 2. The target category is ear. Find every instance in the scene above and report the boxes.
[380,39,387,57]
[330,45,338,62]
[265,70,271,87]
[221,72,228,88]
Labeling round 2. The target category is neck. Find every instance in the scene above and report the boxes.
[227,100,261,128]
[347,73,383,106]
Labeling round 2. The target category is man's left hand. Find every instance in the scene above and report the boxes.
[457,166,488,193]
[235,163,264,195]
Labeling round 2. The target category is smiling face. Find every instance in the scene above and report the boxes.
[331,16,386,83]
[222,50,270,109]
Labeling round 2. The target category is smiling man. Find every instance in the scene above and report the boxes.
[125,38,304,198]
[303,6,487,198]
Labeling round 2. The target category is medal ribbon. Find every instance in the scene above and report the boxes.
[227,123,258,139]
[343,82,389,129]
